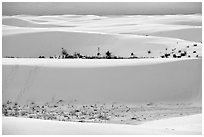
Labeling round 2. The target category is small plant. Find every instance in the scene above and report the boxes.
[105,50,112,59]
[14,102,18,106]
[78,120,85,122]
[147,50,151,54]
[30,102,35,105]
[146,102,154,106]
[57,99,63,103]
[131,117,137,120]
[61,48,68,56]
[7,100,11,104]
[98,115,109,120]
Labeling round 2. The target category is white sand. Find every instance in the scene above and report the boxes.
[3,29,201,58]
[2,114,201,135]
[2,14,202,58]
[2,58,201,104]
[2,14,202,135]
[3,14,201,33]
[150,27,202,42]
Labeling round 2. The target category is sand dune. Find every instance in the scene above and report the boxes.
[2,14,202,43]
[2,14,201,58]
[2,17,68,28]
[3,14,201,27]
[2,114,201,135]
[3,29,200,58]
[150,28,202,42]
[71,24,200,38]
[140,14,201,26]
[2,58,201,104]
[2,14,202,135]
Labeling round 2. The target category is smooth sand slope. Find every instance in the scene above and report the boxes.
[2,58,201,104]
[2,30,201,58]
[2,14,202,135]
[2,114,201,135]
[2,17,66,28]
[150,28,202,42]
[3,14,201,58]
[3,14,202,42]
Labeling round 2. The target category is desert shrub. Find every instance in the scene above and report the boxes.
[2,107,8,116]
[98,115,109,120]
[173,54,177,58]
[147,50,151,54]
[146,102,154,106]
[131,117,137,120]
[78,120,85,122]
[105,51,112,59]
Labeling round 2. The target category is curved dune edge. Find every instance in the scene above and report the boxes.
[2,58,201,104]
[2,58,196,67]
[3,29,201,58]
[3,24,201,44]
[150,27,202,42]
[2,17,67,28]
[3,14,201,27]
[2,14,202,43]
[2,114,201,135]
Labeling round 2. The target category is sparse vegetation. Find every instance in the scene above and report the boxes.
[2,100,201,125]
[4,43,201,59]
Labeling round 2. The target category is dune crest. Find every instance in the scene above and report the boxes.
[2,14,202,43]
[3,30,201,58]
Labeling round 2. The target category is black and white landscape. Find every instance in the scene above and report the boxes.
[2,2,202,135]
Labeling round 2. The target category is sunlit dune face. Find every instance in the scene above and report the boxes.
[2,14,202,58]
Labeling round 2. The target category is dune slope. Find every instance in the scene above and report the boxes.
[2,58,201,104]
[150,28,202,43]
[3,30,198,58]
[2,114,201,135]
[2,17,66,28]
[2,14,202,58]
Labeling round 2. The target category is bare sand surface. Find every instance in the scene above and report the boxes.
[2,14,202,135]
[2,58,202,104]
[3,29,201,58]
[2,14,202,58]
[2,58,201,134]
[2,114,201,135]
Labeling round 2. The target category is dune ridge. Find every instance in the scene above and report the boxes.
[2,14,202,43]
[3,30,201,58]
[2,14,202,135]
